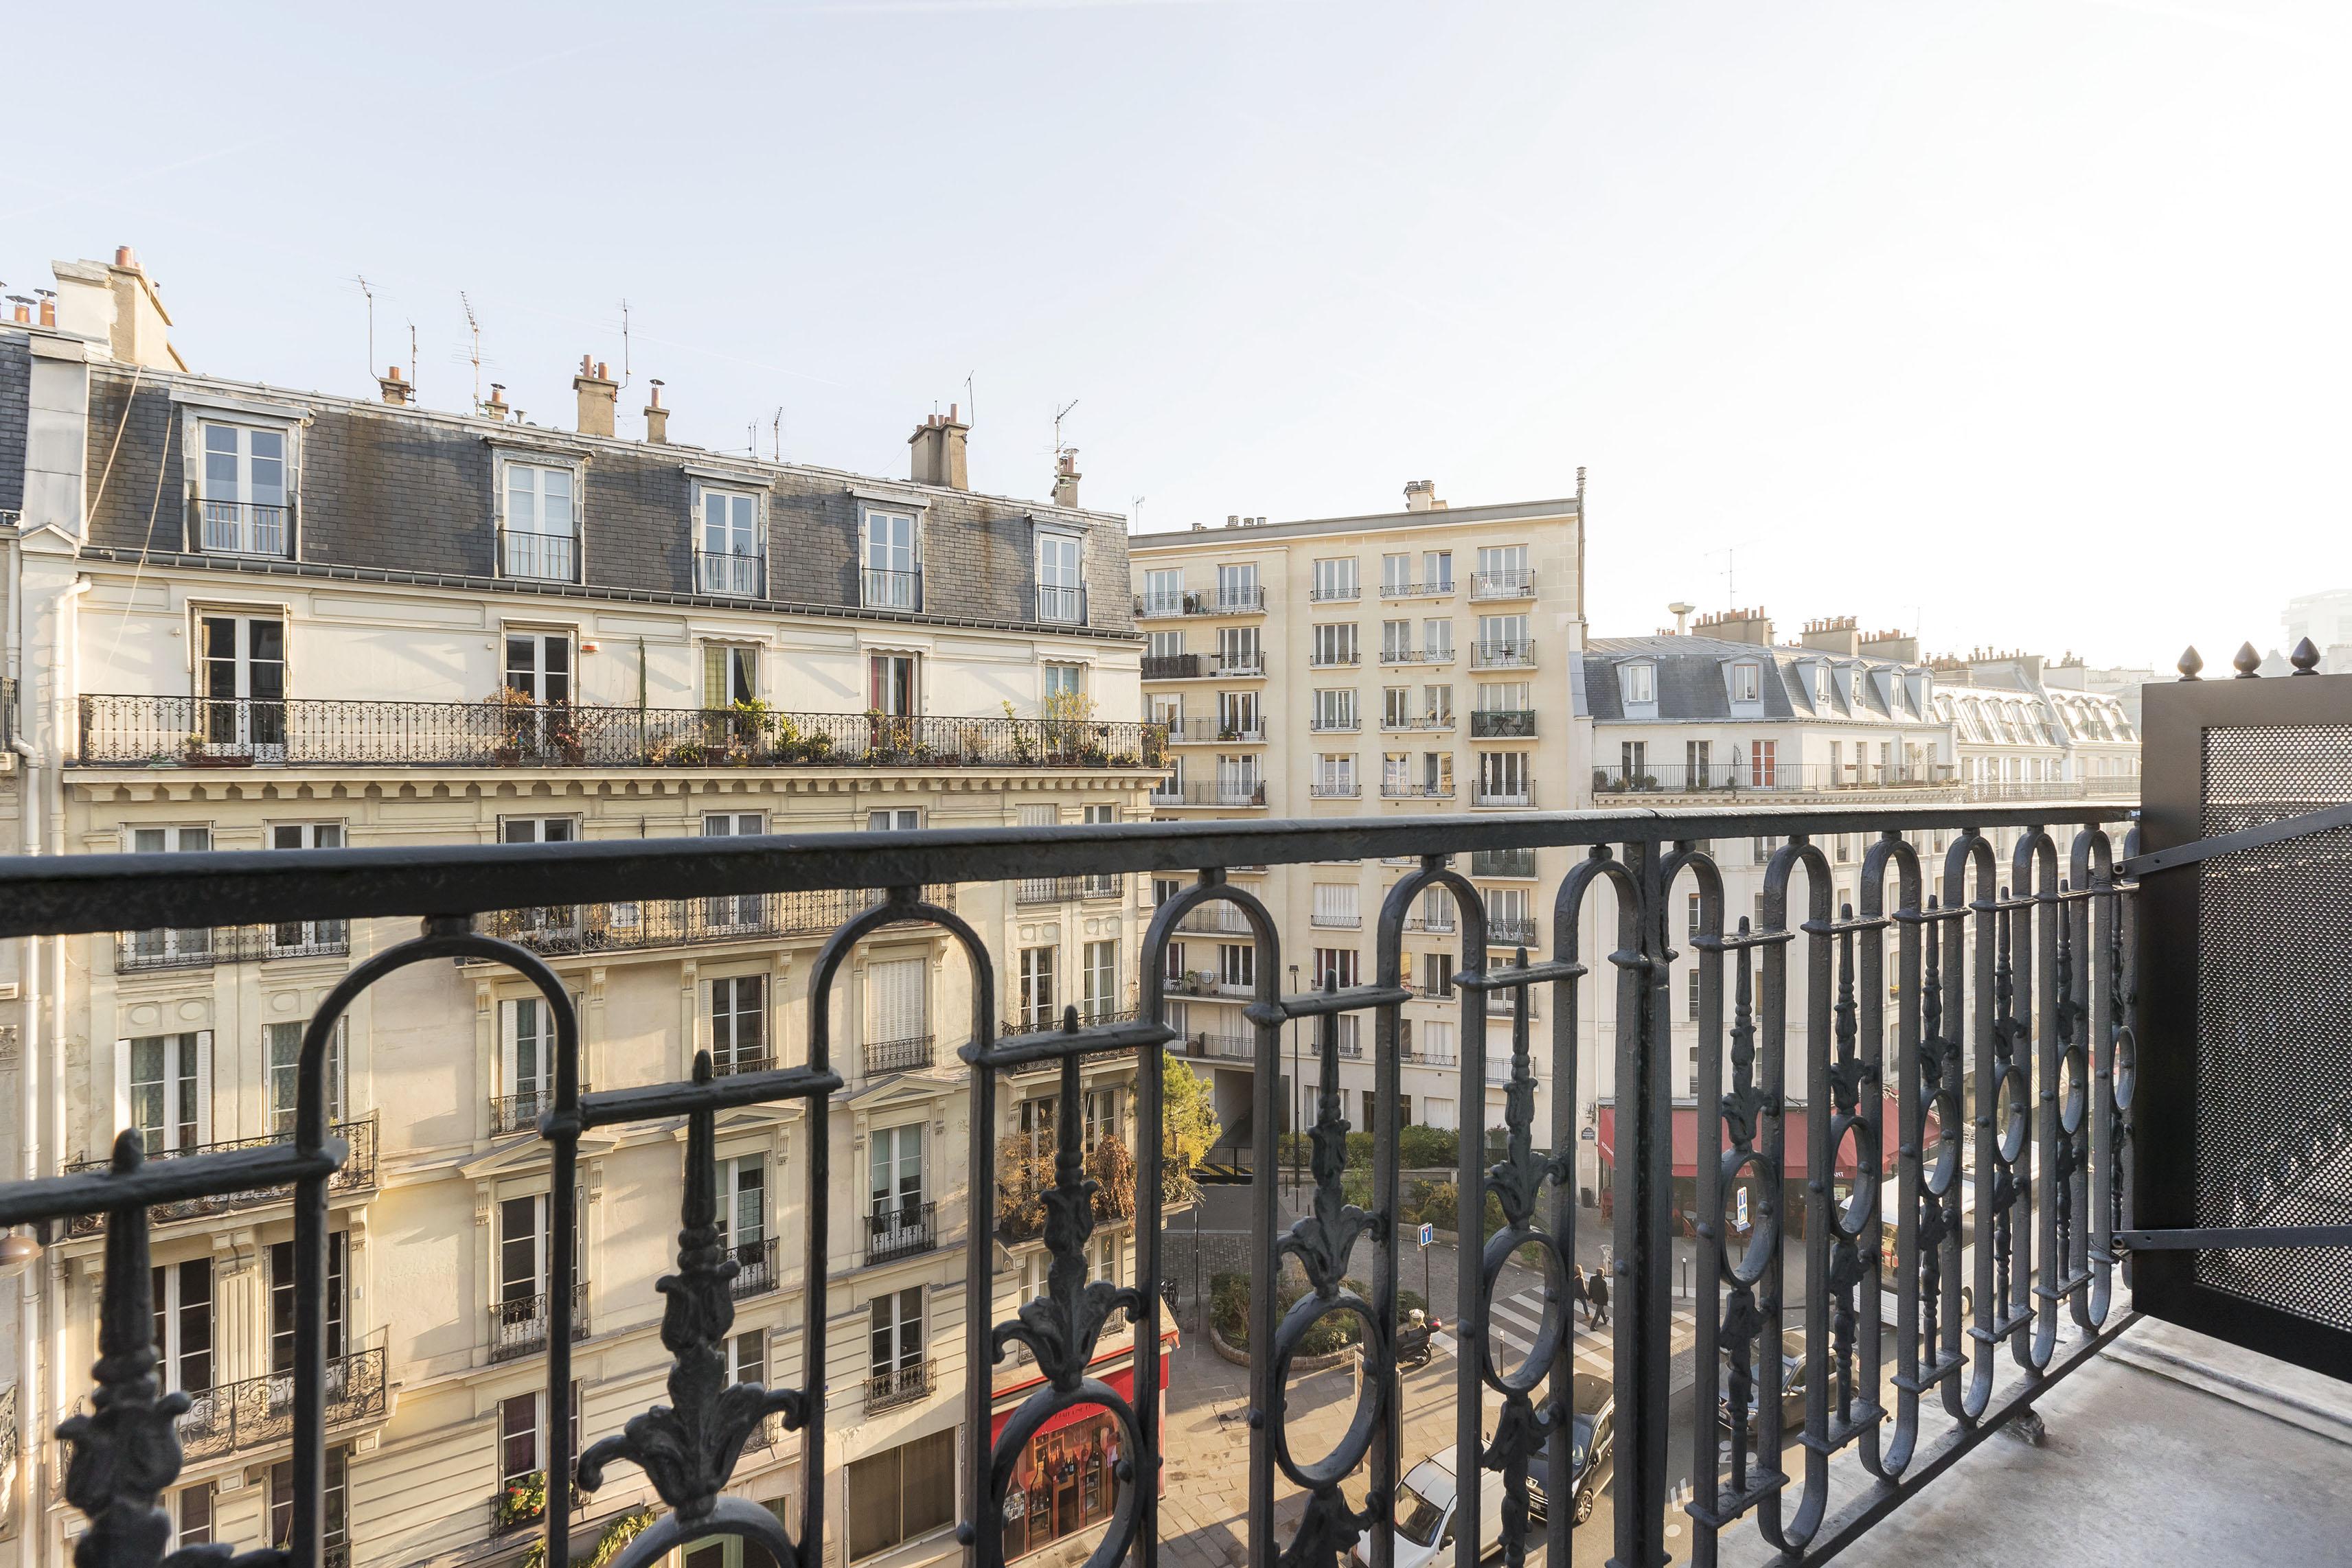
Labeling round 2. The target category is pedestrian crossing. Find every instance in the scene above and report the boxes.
[1426,1287,1700,1374]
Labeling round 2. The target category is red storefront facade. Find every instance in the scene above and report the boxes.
[1592,1098,1913,1235]
[992,1331,1176,1563]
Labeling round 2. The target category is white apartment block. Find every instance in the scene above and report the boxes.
[1128,481,1588,1154]
[0,252,1166,1568]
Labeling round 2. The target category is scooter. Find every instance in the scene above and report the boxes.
[1396,1308,1444,1368]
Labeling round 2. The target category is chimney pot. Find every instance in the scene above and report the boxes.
[907,403,970,489]
[1051,450,1082,509]
[38,295,55,328]
[573,355,619,437]
[114,245,137,270]
[378,365,413,406]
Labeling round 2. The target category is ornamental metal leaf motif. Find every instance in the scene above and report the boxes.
[994,1057,1141,1388]
[578,1057,804,1521]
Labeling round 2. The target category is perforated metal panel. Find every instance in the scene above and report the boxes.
[2193,726,2352,1333]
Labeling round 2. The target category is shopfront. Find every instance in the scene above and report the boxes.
[1593,1098,1918,1238]
[992,1336,1174,1563]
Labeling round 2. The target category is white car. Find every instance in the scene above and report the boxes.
[1352,1450,1505,1568]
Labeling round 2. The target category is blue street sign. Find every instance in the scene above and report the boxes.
[1417,1223,1435,1249]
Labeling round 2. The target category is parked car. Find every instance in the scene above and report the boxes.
[1351,1374,1611,1568]
[1717,1328,1808,1442]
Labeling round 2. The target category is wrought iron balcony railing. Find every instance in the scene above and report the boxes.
[1380,713,1454,733]
[1595,761,1961,794]
[174,1349,387,1464]
[193,496,293,557]
[491,1283,592,1362]
[697,548,768,597]
[1152,781,1266,807]
[1165,717,1266,743]
[729,1236,779,1299]
[1378,646,1452,665]
[1181,1033,1255,1062]
[1469,708,1537,738]
[0,783,2180,1568]
[1016,875,1083,905]
[468,884,958,959]
[1310,780,1360,798]
[1130,588,1265,617]
[1469,848,1538,878]
[1380,780,1454,799]
[78,696,1166,772]
[498,527,579,583]
[862,1033,935,1076]
[1141,651,1264,681]
[1470,638,1535,668]
[1472,780,1535,807]
[861,567,923,611]
[1378,577,1454,598]
[1034,584,1087,625]
[62,1118,378,1238]
[866,1201,938,1265]
[1308,583,1360,603]
[1468,568,1535,599]
[116,921,350,973]
[492,1085,593,1137]
[865,1359,935,1414]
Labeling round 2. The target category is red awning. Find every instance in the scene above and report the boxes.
[1595,1102,1908,1179]
[990,1345,1173,1444]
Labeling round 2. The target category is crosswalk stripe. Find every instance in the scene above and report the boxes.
[1488,1300,1546,1334]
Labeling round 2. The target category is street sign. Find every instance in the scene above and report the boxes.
[1735,1188,1750,1231]
[1417,1223,1435,1249]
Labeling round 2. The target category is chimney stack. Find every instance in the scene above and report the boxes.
[378,365,413,406]
[1858,627,1918,663]
[1799,616,1861,657]
[644,380,669,445]
[1052,450,1081,509]
[36,290,56,329]
[908,403,970,490]
[1693,606,1774,647]
[486,383,510,422]
[1403,479,1444,513]
[573,355,618,437]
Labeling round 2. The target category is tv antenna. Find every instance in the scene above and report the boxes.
[1702,538,1759,610]
[964,373,977,427]
[460,292,483,413]
[355,275,375,380]
[1053,399,1080,461]
[1132,494,1146,529]
[618,299,632,390]
[407,321,418,391]
[770,406,783,463]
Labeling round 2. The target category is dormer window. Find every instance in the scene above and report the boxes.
[499,459,580,583]
[1036,530,1086,624]
[1731,663,1760,702]
[1811,666,1829,704]
[696,485,765,597]
[196,422,292,557]
[1620,663,1656,705]
[1849,669,1864,704]
[862,509,922,611]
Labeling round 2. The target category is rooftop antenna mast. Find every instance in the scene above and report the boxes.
[1132,494,1146,531]
[407,320,418,391]
[965,373,976,428]
[1053,398,1080,462]
[618,299,632,391]
[771,407,783,463]
[356,275,375,382]
[1702,538,1760,612]
[461,292,483,414]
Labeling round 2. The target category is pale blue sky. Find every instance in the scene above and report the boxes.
[7,0,2346,671]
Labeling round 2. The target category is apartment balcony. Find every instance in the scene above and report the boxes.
[862,1033,935,1076]
[1308,653,1362,670]
[1016,875,1084,906]
[1151,781,1268,807]
[47,676,2348,1568]
[1378,578,1454,599]
[489,1283,591,1363]
[1179,1033,1255,1063]
[1132,588,1266,617]
[1381,714,1455,734]
[1592,761,1961,796]
[1309,781,1361,798]
[115,921,350,973]
[1165,717,1266,743]
[62,1118,378,1239]
[1310,910,1363,930]
[1378,647,1454,666]
[1178,904,1256,936]
[1468,568,1535,601]
[1483,916,1540,947]
[194,496,293,557]
[1469,708,1537,739]
[729,1236,780,1298]
[1167,971,1255,1000]
[174,1349,389,1465]
[1141,652,1264,681]
[1380,781,1454,800]
[497,527,579,584]
[696,548,768,597]
[1402,912,1456,934]
[1307,584,1361,603]
[1397,1041,1457,1069]
[491,1085,592,1137]
[1472,781,1535,807]
[866,1201,938,1266]
[1034,585,1088,625]
[468,885,959,960]
[1964,776,2140,802]
[865,1359,935,1414]
[77,696,1167,772]
[862,566,923,612]
[1309,717,1360,735]
[1469,848,1538,878]
[1470,639,1535,669]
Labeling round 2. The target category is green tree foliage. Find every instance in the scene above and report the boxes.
[1161,1050,1220,1204]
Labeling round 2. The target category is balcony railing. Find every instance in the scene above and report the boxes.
[1308,716,1360,733]
[1380,780,1454,799]
[866,1201,938,1265]
[1308,584,1360,603]
[490,1282,591,1362]
[1016,875,1083,905]
[498,527,579,583]
[1378,647,1452,665]
[1309,781,1360,798]
[470,884,958,959]
[862,566,923,611]
[492,1085,593,1137]
[865,1359,934,1414]
[1034,584,1088,625]
[1469,848,1537,878]
[1165,717,1266,743]
[1183,1033,1255,1062]
[1310,910,1362,929]
[115,921,350,973]
[1402,912,1455,933]
[1470,639,1535,669]
[1468,568,1535,600]
[1178,904,1255,936]
[863,1034,935,1076]
[1381,713,1454,733]
[1140,651,1264,680]
[79,696,1165,772]
[6,782,2181,1568]
[1472,781,1535,807]
[175,1348,388,1464]
[1469,708,1536,738]
[1152,781,1266,807]
[1592,761,1960,794]
[1378,577,1453,598]
[697,549,768,597]
[1483,916,1539,947]
[729,1236,779,1298]
[193,496,292,557]
[62,1118,378,1238]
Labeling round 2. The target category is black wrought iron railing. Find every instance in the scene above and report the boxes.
[1470,638,1535,668]
[696,549,768,598]
[1165,717,1266,743]
[1141,652,1263,680]
[729,1236,779,1299]
[862,567,922,611]
[469,884,958,958]
[865,1359,934,1414]
[1469,848,1537,878]
[492,1085,593,1137]
[1468,568,1534,599]
[1132,588,1265,616]
[115,921,351,972]
[1152,781,1266,807]
[866,1201,937,1265]
[498,527,579,583]
[62,1118,378,1238]
[79,695,1166,772]
[173,1349,387,1463]
[1015,875,1082,906]
[0,792,2158,1568]
[192,496,293,557]
[862,1034,934,1076]
[1469,708,1536,738]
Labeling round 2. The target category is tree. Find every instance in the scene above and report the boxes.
[1162,1050,1221,1206]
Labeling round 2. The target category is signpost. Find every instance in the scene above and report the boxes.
[1418,1221,1435,1304]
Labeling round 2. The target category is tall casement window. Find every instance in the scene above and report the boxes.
[698,487,764,595]
[1311,623,1359,667]
[1219,942,1254,990]
[1216,562,1261,611]
[1750,739,1778,788]
[870,1124,924,1233]
[703,644,758,709]
[266,1019,347,1133]
[1315,753,1357,796]
[1312,689,1358,731]
[197,613,286,755]
[1312,557,1359,601]
[1215,624,1261,671]
[1474,543,1531,597]
[863,509,921,610]
[126,826,212,966]
[492,1393,578,1530]
[1687,739,1712,785]
[122,1032,211,1154]
[269,823,347,953]
[867,956,927,1061]
[152,1256,214,1411]
[271,1446,350,1556]
[718,1153,766,1278]
[1141,567,1185,617]
[1730,662,1761,702]
[504,631,573,705]
[1036,531,1085,623]
[269,1233,349,1373]
[1018,945,1058,1030]
[847,1429,955,1560]
[1083,939,1119,1020]
[1620,663,1656,704]
[196,422,290,557]
[500,462,579,581]
[709,974,767,1073]
[868,1284,925,1383]
[868,654,917,717]
[703,812,766,928]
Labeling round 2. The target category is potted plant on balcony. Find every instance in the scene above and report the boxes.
[483,686,538,765]
[1088,1135,1137,1221]
[498,1469,547,1532]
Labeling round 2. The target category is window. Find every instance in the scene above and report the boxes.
[863,509,921,609]
[271,1446,348,1556]
[1687,892,1703,940]
[1487,887,1533,941]
[493,1390,576,1510]
[1423,618,1454,659]
[197,422,290,555]
[1687,967,1702,1023]
[1219,943,1255,990]
[1476,614,1529,659]
[1141,567,1184,616]
[868,654,917,717]
[501,996,556,1113]
[1036,531,1085,622]
[870,1125,923,1219]
[1731,663,1761,703]
[269,1233,348,1372]
[1422,751,1453,794]
[1383,687,1411,727]
[699,488,764,595]
[1043,663,1083,704]
[1474,544,1529,595]
[1477,750,1531,805]
[1146,630,1184,661]
[1380,553,1411,594]
[123,1032,209,1153]
[1312,884,1361,927]
[1312,557,1359,601]
[1019,946,1058,1028]
[1424,550,1453,590]
[504,632,572,706]
[869,808,920,833]
[170,1484,216,1549]
[709,976,767,1072]
[266,1019,347,1133]
[1314,948,1359,989]
[1316,753,1356,795]
[1382,619,1413,660]
[1082,941,1119,1021]
[1687,739,1712,784]
[869,1286,924,1379]
[719,1155,766,1260]
[1216,690,1259,737]
[198,614,286,754]
[1423,684,1454,724]
[1311,623,1359,666]
[1216,562,1260,611]
[1312,689,1357,731]
[1621,664,1656,704]
[869,956,927,1052]
[501,462,579,581]
[1621,740,1647,778]
[152,1256,214,1405]
[847,1428,955,1560]
[1215,624,1261,671]
[269,823,347,952]
[703,644,758,708]
[1750,739,1777,787]
[703,812,766,927]
[1423,953,1454,999]
[1084,1088,1119,1151]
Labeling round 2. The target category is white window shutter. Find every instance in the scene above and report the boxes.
[113,1038,132,1147]
[194,1030,214,1146]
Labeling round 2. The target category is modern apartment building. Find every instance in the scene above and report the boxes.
[1128,481,1588,1151]
[0,251,1167,1568]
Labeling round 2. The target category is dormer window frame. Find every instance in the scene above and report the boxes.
[490,443,588,586]
[685,466,770,599]
[1619,661,1656,706]
[1730,662,1761,704]
[1034,523,1088,626]
[177,393,308,562]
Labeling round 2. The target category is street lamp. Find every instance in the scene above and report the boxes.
[1288,962,1302,1200]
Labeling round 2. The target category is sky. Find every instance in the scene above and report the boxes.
[5,0,2347,673]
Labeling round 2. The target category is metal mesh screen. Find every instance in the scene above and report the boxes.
[2195,724,2352,1331]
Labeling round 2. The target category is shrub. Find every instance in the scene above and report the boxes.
[1397,1125,1459,1168]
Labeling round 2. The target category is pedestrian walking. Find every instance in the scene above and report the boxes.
[1587,1269,1610,1328]
[1566,1265,1590,1328]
